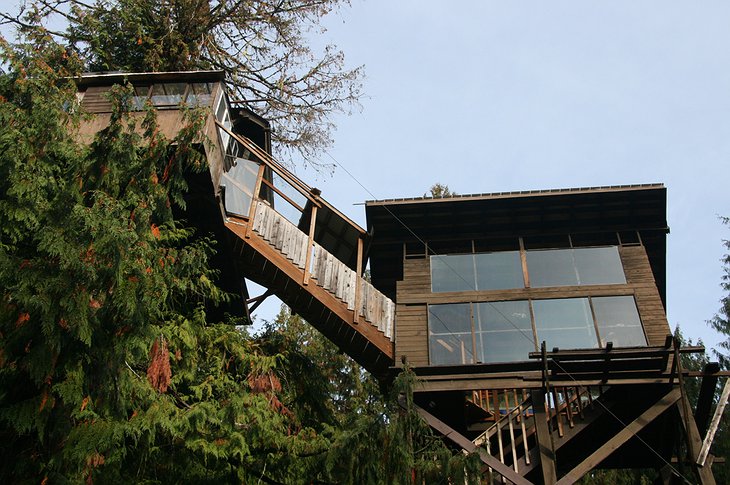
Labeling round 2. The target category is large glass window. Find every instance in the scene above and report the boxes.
[432,246,626,292]
[431,255,476,292]
[431,251,523,292]
[475,251,524,291]
[592,296,647,347]
[475,301,534,363]
[532,298,599,350]
[526,249,578,287]
[527,246,625,287]
[428,303,474,365]
[428,295,644,365]
[573,247,626,285]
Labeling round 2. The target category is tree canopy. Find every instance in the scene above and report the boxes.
[1,0,363,166]
[0,27,479,483]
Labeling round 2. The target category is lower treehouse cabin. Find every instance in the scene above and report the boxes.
[75,71,721,484]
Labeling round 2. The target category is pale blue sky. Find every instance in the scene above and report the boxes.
[272,0,730,352]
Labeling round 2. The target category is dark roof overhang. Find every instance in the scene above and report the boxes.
[75,70,226,88]
[365,184,669,304]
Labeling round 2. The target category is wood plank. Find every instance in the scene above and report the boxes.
[555,388,681,485]
[411,402,533,485]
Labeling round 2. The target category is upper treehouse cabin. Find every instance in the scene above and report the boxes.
[74,71,395,378]
[365,185,671,387]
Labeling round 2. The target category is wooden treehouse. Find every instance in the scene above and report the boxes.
[75,71,725,484]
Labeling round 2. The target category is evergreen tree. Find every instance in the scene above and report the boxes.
[0,32,329,483]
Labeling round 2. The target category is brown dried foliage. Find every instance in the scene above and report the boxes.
[147,337,171,393]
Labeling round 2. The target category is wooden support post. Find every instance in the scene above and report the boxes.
[698,377,730,466]
[353,236,363,324]
[695,363,722,437]
[531,388,557,485]
[303,205,317,286]
[556,388,681,485]
[676,393,717,485]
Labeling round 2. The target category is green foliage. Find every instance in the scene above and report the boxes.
[261,307,483,484]
[425,183,456,198]
[0,33,327,483]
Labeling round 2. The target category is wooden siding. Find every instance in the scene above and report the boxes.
[619,245,670,346]
[394,244,671,365]
[251,200,394,340]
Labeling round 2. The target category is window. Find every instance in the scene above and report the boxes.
[527,247,625,287]
[428,303,474,365]
[187,82,213,107]
[592,296,647,347]
[427,296,644,365]
[475,301,534,363]
[431,255,476,292]
[532,298,598,350]
[150,83,187,106]
[432,245,626,292]
[221,157,260,217]
[431,251,523,292]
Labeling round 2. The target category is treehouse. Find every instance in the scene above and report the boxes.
[74,71,722,484]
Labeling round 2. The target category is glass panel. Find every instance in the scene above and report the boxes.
[187,82,213,107]
[527,249,579,287]
[215,94,231,151]
[428,303,474,365]
[151,83,186,106]
[132,85,150,110]
[270,173,308,226]
[574,247,626,285]
[592,296,647,347]
[533,298,598,350]
[474,251,524,290]
[431,254,476,292]
[475,301,534,363]
[221,157,260,217]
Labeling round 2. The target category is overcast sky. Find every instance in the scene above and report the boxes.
[262,0,730,352]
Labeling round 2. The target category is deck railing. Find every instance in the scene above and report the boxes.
[251,198,394,340]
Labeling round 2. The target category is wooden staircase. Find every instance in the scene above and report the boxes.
[225,200,395,378]
[471,386,608,482]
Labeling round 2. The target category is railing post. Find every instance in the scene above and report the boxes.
[303,204,317,286]
[353,235,363,324]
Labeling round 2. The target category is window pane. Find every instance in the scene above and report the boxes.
[475,301,534,363]
[533,298,598,350]
[474,251,524,290]
[527,249,579,287]
[431,255,476,292]
[574,247,626,285]
[429,303,474,365]
[221,157,260,217]
[187,82,213,106]
[592,296,646,347]
[151,83,186,106]
[132,85,150,110]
